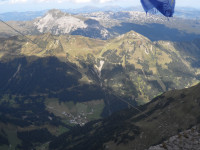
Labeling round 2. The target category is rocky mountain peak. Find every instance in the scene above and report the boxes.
[125,30,150,41]
[115,30,151,44]
[34,9,87,35]
[33,9,110,39]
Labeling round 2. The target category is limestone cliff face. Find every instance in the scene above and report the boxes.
[34,9,87,34]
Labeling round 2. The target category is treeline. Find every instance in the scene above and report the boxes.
[16,128,55,150]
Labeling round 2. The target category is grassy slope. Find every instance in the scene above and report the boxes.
[0,31,199,103]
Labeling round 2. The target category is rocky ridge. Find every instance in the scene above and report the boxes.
[34,9,87,35]
[148,125,200,150]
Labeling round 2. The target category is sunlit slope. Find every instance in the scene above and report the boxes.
[0,31,199,104]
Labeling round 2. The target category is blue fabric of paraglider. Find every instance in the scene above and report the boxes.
[140,0,175,17]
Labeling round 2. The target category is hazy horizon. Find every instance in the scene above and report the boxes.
[0,0,200,13]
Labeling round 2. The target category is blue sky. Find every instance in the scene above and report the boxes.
[0,0,200,13]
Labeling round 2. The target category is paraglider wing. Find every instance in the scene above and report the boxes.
[140,0,156,13]
[140,0,175,17]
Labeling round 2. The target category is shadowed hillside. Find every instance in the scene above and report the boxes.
[49,83,200,150]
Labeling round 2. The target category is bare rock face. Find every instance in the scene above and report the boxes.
[34,9,87,35]
[33,9,111,39]
[148,125,200,150]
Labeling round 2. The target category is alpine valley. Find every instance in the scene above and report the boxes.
[0,9,200,150]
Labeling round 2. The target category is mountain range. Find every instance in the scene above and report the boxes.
[0,8,200,150]
[0,9,200,41]
[1,31,200,103]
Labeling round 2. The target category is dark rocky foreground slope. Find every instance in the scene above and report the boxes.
[49,83,200,150]
[148,125,200,150]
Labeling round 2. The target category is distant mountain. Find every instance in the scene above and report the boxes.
[34,9,88,34]
[0,6,199,21]
[0,6,142,21]
[33,9,111,39]
[0,10,47,21]
[0,6,135,21]
[175,7,200,19]
[0,9,200,41]
[81,11,200,41]
[63,5,128,14]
